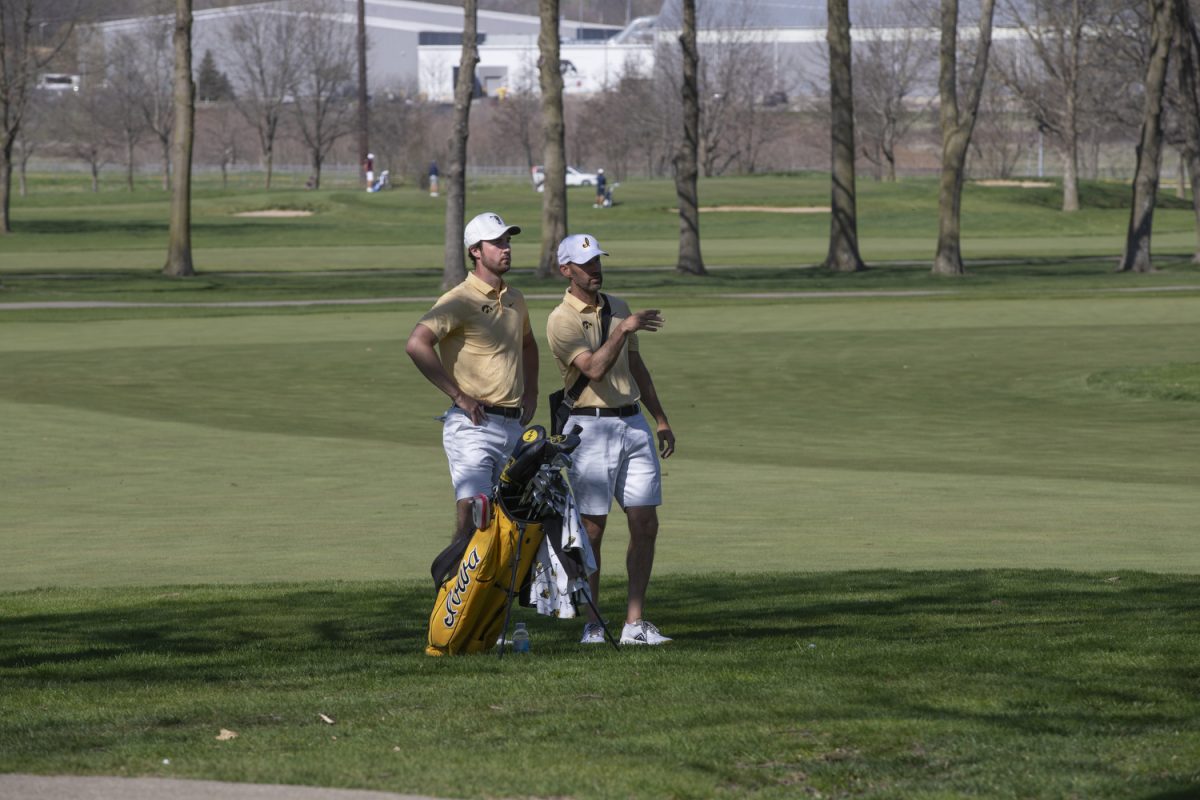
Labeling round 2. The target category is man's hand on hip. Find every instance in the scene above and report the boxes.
[454,393,488,425]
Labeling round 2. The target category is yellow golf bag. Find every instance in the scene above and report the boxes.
[425,503,544,656]
[425,424,615,656]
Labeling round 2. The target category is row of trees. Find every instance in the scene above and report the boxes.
[821,0,1200,275]
[4,0,1200,279]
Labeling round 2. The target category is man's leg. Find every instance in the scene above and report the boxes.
[624,506,659,624]
[580,513,608,624]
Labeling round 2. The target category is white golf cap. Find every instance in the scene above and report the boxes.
[464,212,521,249]
[557,233,609,265]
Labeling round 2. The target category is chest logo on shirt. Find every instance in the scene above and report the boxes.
[582,320,592,330]
[481,304,494,314]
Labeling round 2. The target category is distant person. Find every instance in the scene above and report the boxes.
[429,161,440,197]
[547,233,675,646]
[594,168,607,208]
[405,212,538,543]
[363,153,375,191]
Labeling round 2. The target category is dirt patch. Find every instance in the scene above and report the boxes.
[672,205,831,214]
[973,180,1053,188]
[233,209,314,217]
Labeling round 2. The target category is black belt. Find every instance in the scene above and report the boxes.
[571,404,640,418]
[482,405,522,418]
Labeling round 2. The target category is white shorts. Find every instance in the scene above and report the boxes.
[441,407,524,501]
[567,412,662,515]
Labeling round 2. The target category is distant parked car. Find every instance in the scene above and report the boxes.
[37,73,80,92]
[531,165,599,191]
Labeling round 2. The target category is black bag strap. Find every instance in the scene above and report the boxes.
[564,293,611,404]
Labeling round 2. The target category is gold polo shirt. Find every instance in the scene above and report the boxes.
[417,272,530,407]
[546,290,640,408]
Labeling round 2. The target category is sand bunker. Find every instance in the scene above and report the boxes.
[233,209,314,217]
[974,180,1053,188]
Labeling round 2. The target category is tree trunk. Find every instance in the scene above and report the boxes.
[538,0,568,279]
[356,0,369,188]
[18,157,27,197]
[265,145,274,190]
[310,149,322,190]
[162,135,171,192]
[1,141,12,234]
[163,0,195,277]
[825,0,865,272]
[1118,0,1175,273]
[442,0,477,290]
[91,163,100,193]
[673,0,706,275]
[1177,151,1186,199]
[1062,97,1080,212]
[932,0,997,276]
[1175,0,1200,262]
[126,139,136,192]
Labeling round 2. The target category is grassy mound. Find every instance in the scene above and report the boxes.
[1088,362,1200,402]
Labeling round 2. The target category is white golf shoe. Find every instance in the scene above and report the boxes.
[619,620,672,645]
[580,622,607,644]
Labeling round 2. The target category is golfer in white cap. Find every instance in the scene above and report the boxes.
[406,212,538,543]
[546,233,676,645]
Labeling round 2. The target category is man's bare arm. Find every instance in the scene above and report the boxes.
[405,323,486,424]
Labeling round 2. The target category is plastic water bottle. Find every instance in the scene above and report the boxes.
[511,622,531,654]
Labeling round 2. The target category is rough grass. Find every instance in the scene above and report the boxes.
[2,572,1199,799]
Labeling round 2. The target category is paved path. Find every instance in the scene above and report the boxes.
[0,774,448,800]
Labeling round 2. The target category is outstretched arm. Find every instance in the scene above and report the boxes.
[571,309,665,382]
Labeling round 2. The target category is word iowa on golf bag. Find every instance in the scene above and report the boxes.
[426,424,610,656]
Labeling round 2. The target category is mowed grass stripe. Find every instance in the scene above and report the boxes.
[2,294,1198,588]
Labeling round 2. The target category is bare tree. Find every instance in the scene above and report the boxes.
[93,29,149,191]
[290,0,355,190]
[853,0,935,181]
[63,85,114,191]
[13,88,48,196]
[992,0,1100,211]
[933,0,998,276]
[132,11,176,191]
[0,0,79,233]
[198,101,242,188]
[228,4,300,189]
[1174,0,1200,261]
[825,0,866,272]
[673,0,706,275]
[969,78,1032,178]
[163,0,194,277]
[1118,0,1176,272]
[443,0,477,289]
[490,58,540,169]
[537,0,568,279]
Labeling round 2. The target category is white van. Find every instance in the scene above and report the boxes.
[37,73,81,92]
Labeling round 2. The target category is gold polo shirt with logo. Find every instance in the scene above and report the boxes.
[418,271,531,407]
[546,291,640,408]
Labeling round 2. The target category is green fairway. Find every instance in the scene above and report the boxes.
[3,172,1200,797]
[3,293,1198,589]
